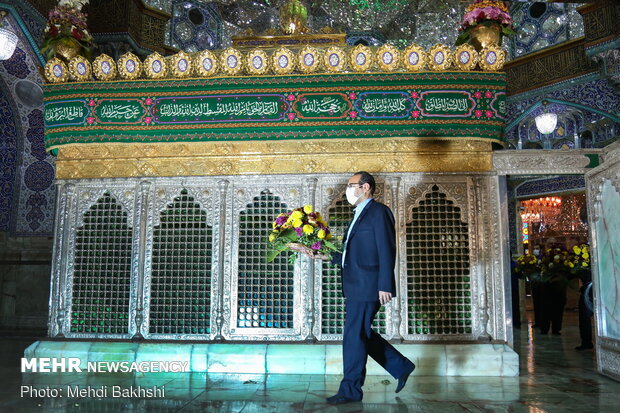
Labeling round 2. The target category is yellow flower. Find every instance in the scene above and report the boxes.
[317,229,326,239]
[303,204,313,214]
[568,262,574,268]
[291,210,303,220]
[582,262,588,267]
[269,233,277,242]
[573,246,581,255]
[326,233,333,240]
[582,252,589,259]
[292,219,303,228]
[303,224,314,234]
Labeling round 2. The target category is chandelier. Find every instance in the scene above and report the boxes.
[520,196,562,223]
[0,11,17,61]
[534,101,557,135]
[535,113,558,135]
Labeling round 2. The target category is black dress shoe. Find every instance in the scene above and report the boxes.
[575,344,594,351]
[395,363,416,393]
[326,394,360,404]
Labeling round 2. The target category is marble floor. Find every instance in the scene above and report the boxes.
[1,311,619,413]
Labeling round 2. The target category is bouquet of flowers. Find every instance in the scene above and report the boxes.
[455,1,516,46]
[514,253,540,280]
[267,204,341,264]
[539,247,573,283]
[567,244,592,283]
[40,0,93,61]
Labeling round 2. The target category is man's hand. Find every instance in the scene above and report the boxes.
[379,291,392,305]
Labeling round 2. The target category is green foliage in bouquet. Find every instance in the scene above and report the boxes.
[267,204,341,264]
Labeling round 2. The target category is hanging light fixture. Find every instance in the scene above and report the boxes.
[534,100,557,135]
[0,11,18,61]
[520,196,562,224]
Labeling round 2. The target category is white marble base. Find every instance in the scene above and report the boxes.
[24,341,519,376]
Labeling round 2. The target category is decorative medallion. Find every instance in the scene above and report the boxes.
[402,44,426,72]
[194,50,218,77]
[323,46,346,72]
[246,49,269,75]
[376,44,399,72]
[272,48,296,74]
[117,52,142,79]
[271,47,296,75]
[298,46,321,73]
[221,48,244,76]
[453,44,478,71]
[349,44,373,72]
[92,54,117,81]
[169,51,192,78]
[479,46,506,71]
[68,55,92,81]
[44,57,69,83]
[144,52,167,79]
[427,44,452,71]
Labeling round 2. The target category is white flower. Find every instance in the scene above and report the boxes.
[58,0,89,10]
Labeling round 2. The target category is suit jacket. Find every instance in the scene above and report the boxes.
[331,199,397,301]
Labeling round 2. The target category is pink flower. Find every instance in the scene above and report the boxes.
[349,111,358,119]
[88,99,95,107]
[276,215,288,226]
[410,91,419,99]
[86,117,94,124]
[145,98,153,105]
[145,117,152,124]
[484,6,500,20]
[287,113,296,121]
[348,93,357,100]
[295,227,303,237]
[474,110,482,118]
[485,110,493,118]
[412,110,421,118]
[473,91,482,99]
[485,91,493,98]
[287,94,295,101]
[311,242,322,250]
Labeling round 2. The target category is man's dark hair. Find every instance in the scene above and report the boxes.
[354,171,376,195]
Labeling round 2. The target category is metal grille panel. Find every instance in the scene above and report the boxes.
[236,191,294,329]
[70,192,132,334]
[405,185,472,335]
[149,189,213,335]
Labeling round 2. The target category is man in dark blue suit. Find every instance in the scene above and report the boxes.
[325,171,415,405]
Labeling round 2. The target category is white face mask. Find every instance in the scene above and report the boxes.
[346,186,360,205]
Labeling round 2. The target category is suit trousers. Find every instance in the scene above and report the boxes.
[539,281,567,334]
[338,300,413,400]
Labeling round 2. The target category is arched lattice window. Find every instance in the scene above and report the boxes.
[149,189,213,335]
[405,185,472,336]
[237,190,294,329]
[70,192,132,335]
